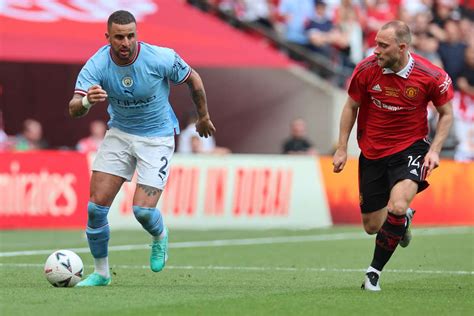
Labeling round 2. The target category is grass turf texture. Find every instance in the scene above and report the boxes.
[0,227,473,315]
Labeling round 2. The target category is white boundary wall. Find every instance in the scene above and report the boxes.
[108,154,332,230]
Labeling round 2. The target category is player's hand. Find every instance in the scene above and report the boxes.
[332,147,347,173]
[87,85,108,104]
[423,150,440,178]
[195,116,216,138]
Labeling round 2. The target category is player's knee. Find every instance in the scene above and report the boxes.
[363,223,380,235]
[87,202,109,228]
[89,193,113,207]
[388,201,408,216]
[133,205,154,225]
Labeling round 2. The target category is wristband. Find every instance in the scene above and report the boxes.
[82,96,92,109]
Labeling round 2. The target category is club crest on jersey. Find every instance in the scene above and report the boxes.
[122,76,134,88]
[405,86,419,99]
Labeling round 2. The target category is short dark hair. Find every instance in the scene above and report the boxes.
[381,20,412,45]
[107,10,136,29]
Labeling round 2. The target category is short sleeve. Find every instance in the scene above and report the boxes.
[347,64,367,103]
[431,72,454,107]
[74,59,101,96]
[167,50,191,85]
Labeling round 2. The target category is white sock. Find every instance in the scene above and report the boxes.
[367,266,381,276]
[94,257,110,278]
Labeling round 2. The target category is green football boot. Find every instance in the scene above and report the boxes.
[150,227,169,272]
[76,272,111,287]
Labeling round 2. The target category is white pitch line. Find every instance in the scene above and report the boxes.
[0,262,472,276]
[0,226,472,258]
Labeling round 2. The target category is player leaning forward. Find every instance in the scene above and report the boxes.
[332,21,453,291]
[69,10,216,286]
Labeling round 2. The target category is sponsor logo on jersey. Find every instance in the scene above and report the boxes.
[405,86,419,99]
[371,96,408,111]
[384,87,400,97]
[109,95,157,108]
[372,84,382,92]
[122,76,134,88]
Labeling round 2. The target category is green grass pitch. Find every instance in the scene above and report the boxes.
[0,226,473,315]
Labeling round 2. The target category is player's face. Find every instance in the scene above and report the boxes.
[106,22,137,63]
[373,29,402,70]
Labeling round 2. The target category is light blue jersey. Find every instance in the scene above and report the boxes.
[74,42,191,136]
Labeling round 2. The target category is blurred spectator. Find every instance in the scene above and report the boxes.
[178,111,230,154]
[332,0,365,67]
[413,32,443,67]
[277,0,315,50]
[411,12,444,67]
[282,118,317,155]
[459,17,474,47]
[365,0,398,50]
[76,120,107,154]
[437,19,467,87]
[401,0,434,17]
[306,0,334,59]
[453,45,474,162]
[429,0,461,41]
[364,0,397,52]
[238,0,274,28]
[11,119,48,151]
[460,0,474,20]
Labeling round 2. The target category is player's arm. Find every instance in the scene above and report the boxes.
[333,96,359,173]
[184,69,216,138]
[424,101,453,176]
[69,85,107,118]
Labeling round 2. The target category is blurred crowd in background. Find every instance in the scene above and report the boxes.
[188,0,473,87]
[187,0,474,161]
[1,0,473,161]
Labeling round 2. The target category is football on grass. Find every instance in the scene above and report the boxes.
[44,250,83,287]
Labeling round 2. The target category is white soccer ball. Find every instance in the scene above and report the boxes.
[44,250,84,287]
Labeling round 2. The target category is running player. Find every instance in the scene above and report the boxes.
[69,10,216,286]
[332,20,454,291]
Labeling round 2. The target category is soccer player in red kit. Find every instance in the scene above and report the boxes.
[332,20,454,291]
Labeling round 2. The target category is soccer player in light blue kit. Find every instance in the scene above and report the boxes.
[69,10,216,287]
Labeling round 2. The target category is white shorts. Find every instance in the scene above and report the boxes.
[92,128,175,190]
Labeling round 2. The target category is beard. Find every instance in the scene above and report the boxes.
[114,44,135,61]
[376,53,399,69]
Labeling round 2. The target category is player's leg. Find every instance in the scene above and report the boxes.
[358,153,391,291]
[362,181,418,291]
[372,180,417,265]
[362,208,387,235]
[77,171,125,286]
[78,128,135,287]
[132,135,174,272]
[133,185,168,272]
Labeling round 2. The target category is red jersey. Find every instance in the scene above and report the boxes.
[348,53,454,159]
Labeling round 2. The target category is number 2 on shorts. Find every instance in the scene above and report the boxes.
[158,156,168,180]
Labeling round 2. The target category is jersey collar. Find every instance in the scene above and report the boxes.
[382,53,414,79]
[109,42,141,67]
